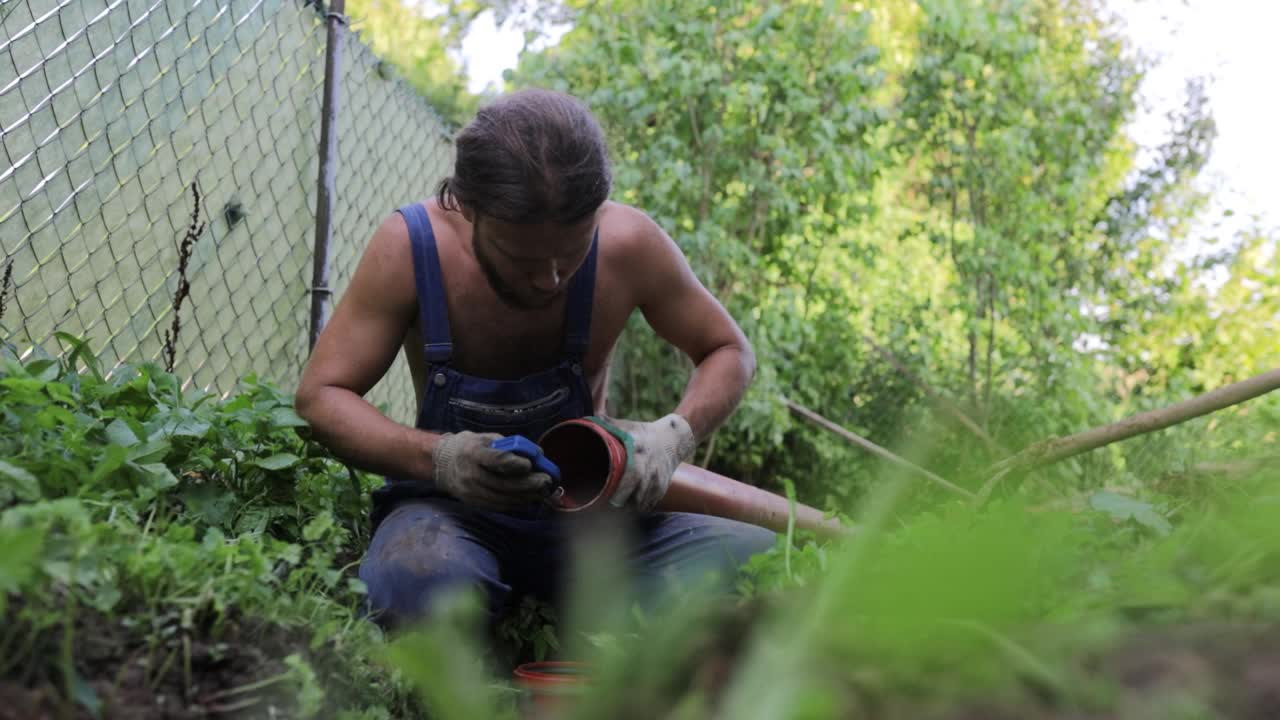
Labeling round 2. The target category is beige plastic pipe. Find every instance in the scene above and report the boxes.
[660,463,848,539]
[538,419,848,539]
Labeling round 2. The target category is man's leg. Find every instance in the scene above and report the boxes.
[358,498,516,630]
[630,513,776,604]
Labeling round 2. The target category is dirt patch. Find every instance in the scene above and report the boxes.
[912,623,1280,720]
[0,681,65,720]
[0,604,307,720]
[1098,623,1280,719]
[660,607,1280,720]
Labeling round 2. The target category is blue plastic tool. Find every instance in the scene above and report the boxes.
[490,435,562,481]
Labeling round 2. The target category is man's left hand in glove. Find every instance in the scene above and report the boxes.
[594,413,696,511]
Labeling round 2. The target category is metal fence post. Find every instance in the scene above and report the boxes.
[310,0,347,350]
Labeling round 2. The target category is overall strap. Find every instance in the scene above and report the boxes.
[562,230,599,359]
[397,203,453,363]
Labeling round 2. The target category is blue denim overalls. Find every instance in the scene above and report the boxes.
[358,203,774,630]
[367,202,598,531]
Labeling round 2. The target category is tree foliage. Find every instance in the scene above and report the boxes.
[518,1,893,486]
[511,0,1273,499]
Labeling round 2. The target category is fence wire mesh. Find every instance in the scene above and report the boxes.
[0,0,452,424]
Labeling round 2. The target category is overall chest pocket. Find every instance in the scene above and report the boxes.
[447,387,573,435]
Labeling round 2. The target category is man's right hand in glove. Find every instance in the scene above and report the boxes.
[432,431,555,512]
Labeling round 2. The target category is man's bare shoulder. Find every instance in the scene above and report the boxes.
[423,197,470,244]
[348,209,417,314]
[597,201,695,310]
[599,201,673,260]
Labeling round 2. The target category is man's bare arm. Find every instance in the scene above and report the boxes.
[622,210,756,441]
[294,213,441,481]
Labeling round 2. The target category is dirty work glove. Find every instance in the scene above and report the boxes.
[433,431,554,512]
[596,414,696,511]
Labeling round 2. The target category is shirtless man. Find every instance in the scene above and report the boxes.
[295,88,774,630]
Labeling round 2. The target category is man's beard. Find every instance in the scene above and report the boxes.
[474,234,560,310]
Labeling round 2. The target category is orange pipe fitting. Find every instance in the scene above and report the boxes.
[537,419,846,538]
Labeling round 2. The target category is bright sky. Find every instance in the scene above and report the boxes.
[457,9,568,93]
[1116,0,1279,239]
[457,11,522,93]
[457,1,1279,238]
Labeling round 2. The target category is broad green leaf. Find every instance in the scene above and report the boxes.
[1089,491,1173,536]
[0,459,40,500]
[44,381,76,405]
[278,543,303,566]
[202,526,227,549]
[0,524,44,593]
[88,582,122,613]
[25,359,59,382]
[1,376,48,401]
[253,453,301,471]
[105,418,140,447]
[69,666,103,719]
[42,559,73,585]
[236,508,270,535]
[132,462,179,490]
[146,414,211,441]
[126,439,171,464]
[270,407,310,428]
[89,445,129,485]
[181,483,235,526]
[302,513,334,542]
[36,404,77,429]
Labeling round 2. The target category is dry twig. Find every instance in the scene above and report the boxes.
[163,183,205,373]
[0,258,13,322]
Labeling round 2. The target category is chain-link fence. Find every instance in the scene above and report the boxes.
[0,0,451,424]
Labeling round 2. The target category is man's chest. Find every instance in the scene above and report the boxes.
[402,282,565,377]
[402,283,624,393]
[399,227,630,397]
[449,291,569,377]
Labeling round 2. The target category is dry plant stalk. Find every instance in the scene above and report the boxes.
[163,183,205,373]
[784,398,974,498]
[979,367,1280,500]
[0,258,13,322]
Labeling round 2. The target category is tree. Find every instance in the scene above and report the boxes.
[896,0,1143,426]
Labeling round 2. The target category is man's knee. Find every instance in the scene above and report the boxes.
[358,501,506,628]
[731,521,778,561]
[637,513,777,594]
[689,514,777,565]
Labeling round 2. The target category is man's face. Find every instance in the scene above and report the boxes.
[471,213,598,310]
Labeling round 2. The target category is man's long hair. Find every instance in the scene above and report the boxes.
[438,89,612,225]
